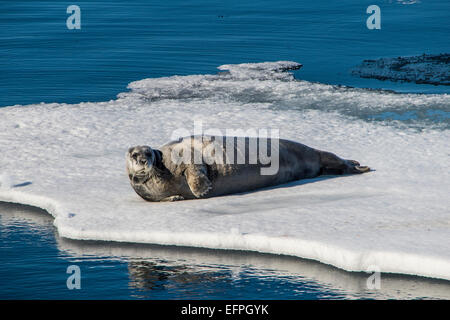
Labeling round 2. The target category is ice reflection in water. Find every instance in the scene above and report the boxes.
[1,202,450,299]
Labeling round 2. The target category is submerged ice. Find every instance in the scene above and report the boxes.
[0,61,449,281]
[351,54,450,86]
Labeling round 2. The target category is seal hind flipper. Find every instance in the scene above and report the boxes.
[319,151,370,175]
[184,165,213,198]
[351,165,370,174]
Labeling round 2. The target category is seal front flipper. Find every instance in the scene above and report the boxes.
[184,165,213,198]
[161,195,185,202]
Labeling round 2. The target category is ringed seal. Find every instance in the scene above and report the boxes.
[126,135,370,202]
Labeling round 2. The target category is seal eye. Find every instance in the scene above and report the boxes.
[131,153,138,160]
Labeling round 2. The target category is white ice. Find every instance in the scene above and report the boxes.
[0,61,449,281]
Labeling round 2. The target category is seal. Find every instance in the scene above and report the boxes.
[126,135,370,202]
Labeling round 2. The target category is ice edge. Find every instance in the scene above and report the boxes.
[1,190,449,282]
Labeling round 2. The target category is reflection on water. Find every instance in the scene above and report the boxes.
[1,202,450,299]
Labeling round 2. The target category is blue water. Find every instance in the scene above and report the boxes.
[0,204,350,299]
[2,203,450,299]
[1,0,450,299]
[1,0,449,108]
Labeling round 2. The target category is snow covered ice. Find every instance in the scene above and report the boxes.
[0,61,449,281]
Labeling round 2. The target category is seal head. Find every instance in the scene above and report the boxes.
[126,146,155,184]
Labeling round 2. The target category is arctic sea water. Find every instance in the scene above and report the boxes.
[1,0,450,299]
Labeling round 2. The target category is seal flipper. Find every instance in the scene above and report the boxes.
[184,165,213,198]
[348,165,370,174]
[161,195,185,202]
[319,151,370,175]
